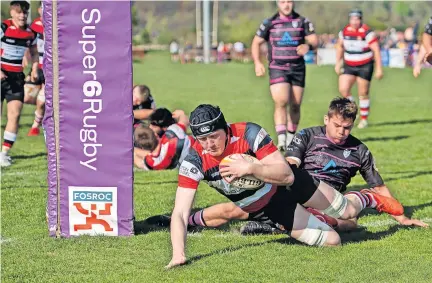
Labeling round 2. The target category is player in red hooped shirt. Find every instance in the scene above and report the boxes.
[1,0,39,166]
[335,9,383,129]
[165,104,403,269]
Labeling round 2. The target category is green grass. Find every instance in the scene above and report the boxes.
[2,52,432,282]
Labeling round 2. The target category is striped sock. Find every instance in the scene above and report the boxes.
[345,191,370,210]
[287,122,298,135]
[359,99,370,120]
[2,131,17,153]
[188,210,207,227]
[32,111,43,128]
[275,124,287,146]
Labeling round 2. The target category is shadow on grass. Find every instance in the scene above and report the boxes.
[13,152,46,160]
[361,135,409,142]
[371,119,432,127]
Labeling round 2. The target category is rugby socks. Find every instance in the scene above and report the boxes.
[287,122,297,135]
[359,99,370,121]
[31,111,43,129]
[188,210,207,227]
[275,124,287,148]
[345,191,377,210]
[2,131,16,153]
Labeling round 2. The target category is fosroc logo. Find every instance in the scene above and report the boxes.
[69,186,118,236]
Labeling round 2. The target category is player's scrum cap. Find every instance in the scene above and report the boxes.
[150,108,175,128]
[190,104,227,137]
[349,9,362,19]
[10,0,30,9]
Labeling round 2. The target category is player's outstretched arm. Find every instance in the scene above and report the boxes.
[371,185,429,228]
[166,187,196,269]
[172,109,189,128]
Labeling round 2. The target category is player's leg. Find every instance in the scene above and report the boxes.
[338,67,357,102]
[270,69,291,151]
[286,65,306,146]
[188,202,249,228]
[28,82,45,136]
[356,63,374,129]
[1,72,25,167]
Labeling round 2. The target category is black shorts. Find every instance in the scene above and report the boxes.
[249,165,319,231]
[342,61,374,81]
[269,64,306,88]
[25,68,45,85]
[1,70,25,103]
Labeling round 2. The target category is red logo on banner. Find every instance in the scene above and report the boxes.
[73,203,114,232]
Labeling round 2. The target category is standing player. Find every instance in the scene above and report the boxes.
[1,0,39,167]
[134,108,193,170]
[251,0,318,150]
[24,4,45,136]
[165,104,402,269]
[414,16,432,77]
[335,9,383,129]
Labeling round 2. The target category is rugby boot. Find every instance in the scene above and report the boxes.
[240,221,284,235]
[361,189,404,216]
[27,127,40,136]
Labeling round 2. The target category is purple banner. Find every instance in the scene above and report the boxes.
[43,0,134,237]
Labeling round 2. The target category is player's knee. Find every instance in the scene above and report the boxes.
[273,99,288,108]
[323,230,341,247]
[290,103,301,114]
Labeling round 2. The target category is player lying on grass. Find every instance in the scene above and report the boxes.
[182,98,427,235]
[133,84,156,127]
[134,108,194,170]
[166,104,403,269]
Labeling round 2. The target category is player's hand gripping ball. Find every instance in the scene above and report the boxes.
[219,154,265,190]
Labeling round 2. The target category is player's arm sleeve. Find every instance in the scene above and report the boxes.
[144,138,177,170]
[255,19,271,41]
[177,151,204,190]
[359,145,384,188]
[365,29,378,46]
[285,129,310,166]
[303,18,316,36]
[244,122,278,160]
[424,17,432,35]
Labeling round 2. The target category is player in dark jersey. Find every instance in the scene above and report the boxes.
[414,16,432,77]
[133,84,156,127]
[335,9,383,129]
[1,1,39,166]
[166,104,403,269]
[134,108,193,170]
[251,0,318,151]
[24,4,45,136]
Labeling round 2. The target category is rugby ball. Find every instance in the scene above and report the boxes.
[219,154,265,190]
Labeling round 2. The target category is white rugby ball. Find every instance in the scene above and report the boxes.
[219,154,265,190]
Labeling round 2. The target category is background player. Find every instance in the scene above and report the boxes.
[414,16,432,77]
[335,9,383,129]
[134,108,192,170]
[251,0,318,150]
[1,0,38,166]
[133,84,156,127]
[24,4,45,136]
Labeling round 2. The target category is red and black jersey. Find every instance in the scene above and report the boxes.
[29,17,44,69]
[144,123,194,170]
[1,19,37,72]
[256,12,315,69]
[178,122,278,213]
[338,24,378,66]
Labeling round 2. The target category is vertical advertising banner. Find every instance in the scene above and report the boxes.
[43,0,134,237]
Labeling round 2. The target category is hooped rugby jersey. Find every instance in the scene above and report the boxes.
[285,126,384,192]
[178,122,279,213]
[256,12,315,69]
[144,123,194,170]
[29,17,44,69]
[1,19,37,72]
[338,24,378,66]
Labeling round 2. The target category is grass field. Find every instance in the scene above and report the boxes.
[2,52,432,282]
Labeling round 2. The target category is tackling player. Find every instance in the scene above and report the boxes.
[251,0,318,150]
[335,9,383,129]
[134,108,193,170]
[24,4,45,136]
[1,0,39,166]
[166,104,403,269]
